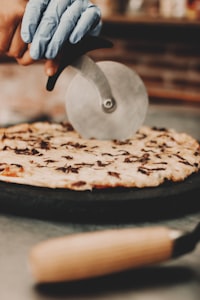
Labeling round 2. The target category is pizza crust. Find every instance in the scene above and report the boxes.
[0,122,199,191]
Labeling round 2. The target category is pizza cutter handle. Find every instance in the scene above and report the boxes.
[46,36,113,91]
[28,226,182,283]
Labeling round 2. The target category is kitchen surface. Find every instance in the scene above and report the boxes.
[1,1,200,299]
[1,211,200,300]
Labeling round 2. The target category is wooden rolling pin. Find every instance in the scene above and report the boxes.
[28,224,199,283]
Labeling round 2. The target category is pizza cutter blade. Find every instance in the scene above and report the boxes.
[46,36,148,140]
[65,55,148,140]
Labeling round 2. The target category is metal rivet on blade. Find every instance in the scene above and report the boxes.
[102,98,116,113]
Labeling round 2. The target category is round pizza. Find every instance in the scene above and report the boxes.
[0,122,199,191]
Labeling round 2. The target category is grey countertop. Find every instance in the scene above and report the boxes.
[0,102,200,300]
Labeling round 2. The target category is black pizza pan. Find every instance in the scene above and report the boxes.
[0,171,199,223]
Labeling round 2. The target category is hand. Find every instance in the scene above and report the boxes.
[0,0,28,59]
[0,0,60,76]
[21,0,102,60]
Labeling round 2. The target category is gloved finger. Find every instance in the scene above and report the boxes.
[29,0,75,60]
[21,0,51,43]
[86,1,102,36]
[69,4,102,44]
[6,24,28,58]
[45,0,88,59]
[89,19,102,37]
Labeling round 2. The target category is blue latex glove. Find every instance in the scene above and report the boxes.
[21,0,102,60]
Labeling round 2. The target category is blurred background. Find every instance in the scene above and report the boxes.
[0,0,200,126]
[91,0,200,102]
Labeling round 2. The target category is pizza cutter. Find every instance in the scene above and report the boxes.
[46,36,149,140]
